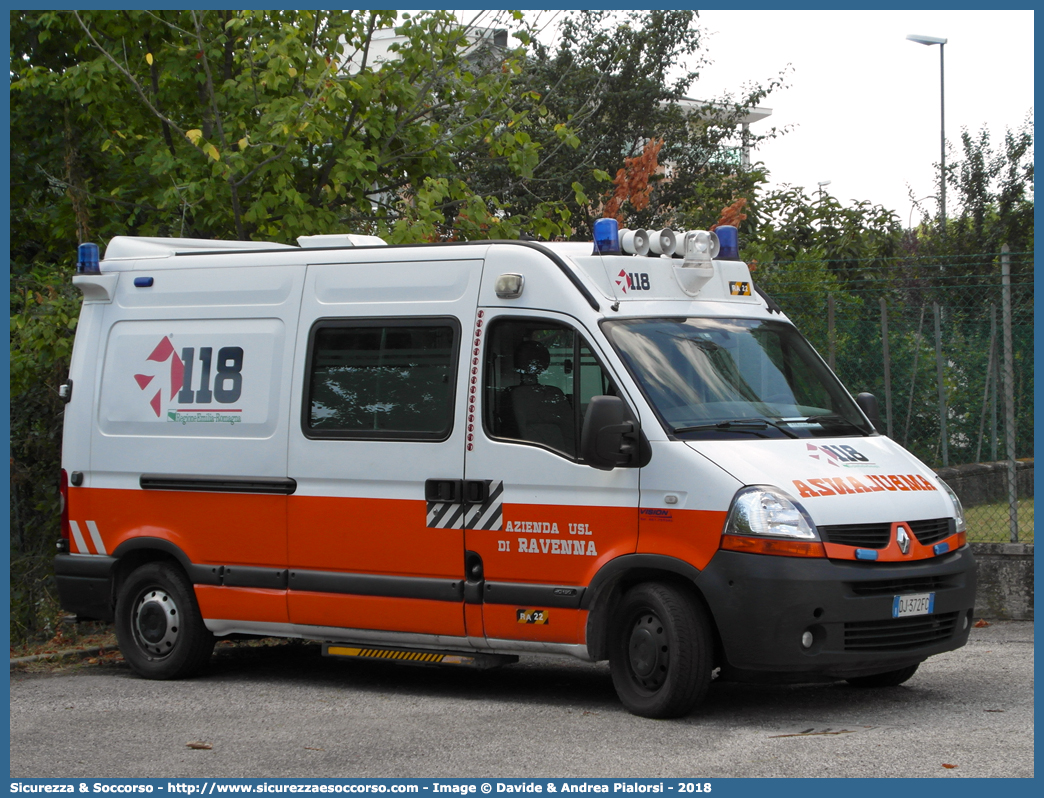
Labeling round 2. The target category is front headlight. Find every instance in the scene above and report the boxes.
[725,486,820,540]
[939,480,966,533]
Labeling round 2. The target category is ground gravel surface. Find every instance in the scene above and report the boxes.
[9,621,1033,778]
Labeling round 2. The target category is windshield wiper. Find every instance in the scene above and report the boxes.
[801,414,871,434]
[673,418,799,439]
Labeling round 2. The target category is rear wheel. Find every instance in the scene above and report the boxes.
[846,663,919,688]
[608,582,712,718]
[115,562,215,679]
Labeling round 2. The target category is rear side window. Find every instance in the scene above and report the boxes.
[304,318,459,440]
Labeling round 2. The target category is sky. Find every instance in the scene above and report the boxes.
[684,9,1035,225]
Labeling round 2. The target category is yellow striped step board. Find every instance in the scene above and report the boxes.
[322,644,517,670]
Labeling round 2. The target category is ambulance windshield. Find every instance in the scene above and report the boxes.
[603,317,873,440]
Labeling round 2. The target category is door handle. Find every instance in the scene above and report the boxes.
[425,479,489,505]
[424,478,462,503]
[464,480,489,504]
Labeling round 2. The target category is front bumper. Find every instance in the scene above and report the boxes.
[695,546,976,681]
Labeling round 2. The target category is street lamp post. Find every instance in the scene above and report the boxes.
[907,33,948,232]
[817,180,831,201]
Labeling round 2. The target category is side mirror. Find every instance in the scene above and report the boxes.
[581,396,637,471]
[855,392,882,433]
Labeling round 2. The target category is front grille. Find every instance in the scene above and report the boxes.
[848,575,955,597]
[820,523,890,548]
[844,612,959,651]
[820,517,955,549]
[909,517,954,546]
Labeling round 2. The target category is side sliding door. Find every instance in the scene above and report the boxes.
[285,257,483,642]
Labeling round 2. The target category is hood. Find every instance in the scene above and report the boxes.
[685,436,956,527]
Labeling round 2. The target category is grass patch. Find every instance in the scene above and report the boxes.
[965,498,1034,543]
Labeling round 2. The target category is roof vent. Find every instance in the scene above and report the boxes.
[297,234,387,248]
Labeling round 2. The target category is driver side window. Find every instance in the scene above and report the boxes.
[483,319,615,459]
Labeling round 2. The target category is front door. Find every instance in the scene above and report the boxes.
[462,310,641,647]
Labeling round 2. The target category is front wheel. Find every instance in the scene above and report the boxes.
[608,582,713,719]
[846,663,919,688]
[115,561,215,679]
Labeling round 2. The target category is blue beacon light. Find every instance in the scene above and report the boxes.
[592,218,621,255]
[77,243,101,275]
[714,225,739,260]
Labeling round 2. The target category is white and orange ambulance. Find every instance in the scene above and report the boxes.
[55,222,976,718]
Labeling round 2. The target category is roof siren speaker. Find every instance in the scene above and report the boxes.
[619,228,650,256]
[648,228,676,257]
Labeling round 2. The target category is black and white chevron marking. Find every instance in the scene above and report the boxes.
[426,499,466,530]
[464,480,503,530]
[425,480,503,531]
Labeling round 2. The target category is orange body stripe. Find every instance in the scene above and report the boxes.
[195,585,289,624]
[637,508,726,570]
[288,592,465,637]
[288,495,463,579]
[69,486,287,568]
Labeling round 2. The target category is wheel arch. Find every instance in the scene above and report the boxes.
[109,538,220,612]
[583,553,721,663]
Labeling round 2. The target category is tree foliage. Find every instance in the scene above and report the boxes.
[11,8,577,270]
[744,118,1034,472]
[744,188,903,284]
[471,10,787,238]
[601,138,664,222]
[910,115,1034,268]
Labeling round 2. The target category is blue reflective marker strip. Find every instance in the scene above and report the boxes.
[133,276,154,287]
[934,541,951,555]
[854,549,878,560]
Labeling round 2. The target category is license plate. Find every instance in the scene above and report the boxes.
[893,592,935,618]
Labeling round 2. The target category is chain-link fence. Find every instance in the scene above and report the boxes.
[764,249,1034,544]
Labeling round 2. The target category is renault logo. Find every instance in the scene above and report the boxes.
[896,525,911,555]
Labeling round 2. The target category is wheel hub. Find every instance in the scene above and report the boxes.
[627,612,668,689]
[134,589,180,657]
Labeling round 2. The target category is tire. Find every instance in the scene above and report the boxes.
[115,561,215,679]
[846,663,919,688]
[608,582,713,719]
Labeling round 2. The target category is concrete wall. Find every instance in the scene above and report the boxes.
[971,542,1034,620]
[932,459,1034,620]
[935,458,1034,507]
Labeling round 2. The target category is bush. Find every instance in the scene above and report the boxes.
[10,263,81,645]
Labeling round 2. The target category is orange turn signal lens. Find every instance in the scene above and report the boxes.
[956,530,967,548]
[721,534,826,558]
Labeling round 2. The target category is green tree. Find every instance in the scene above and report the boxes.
[904,117,1035,463]
[910,115,1034,267]
[743,187,903,283]
[473,10,786,238]
[11,9,576,268]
